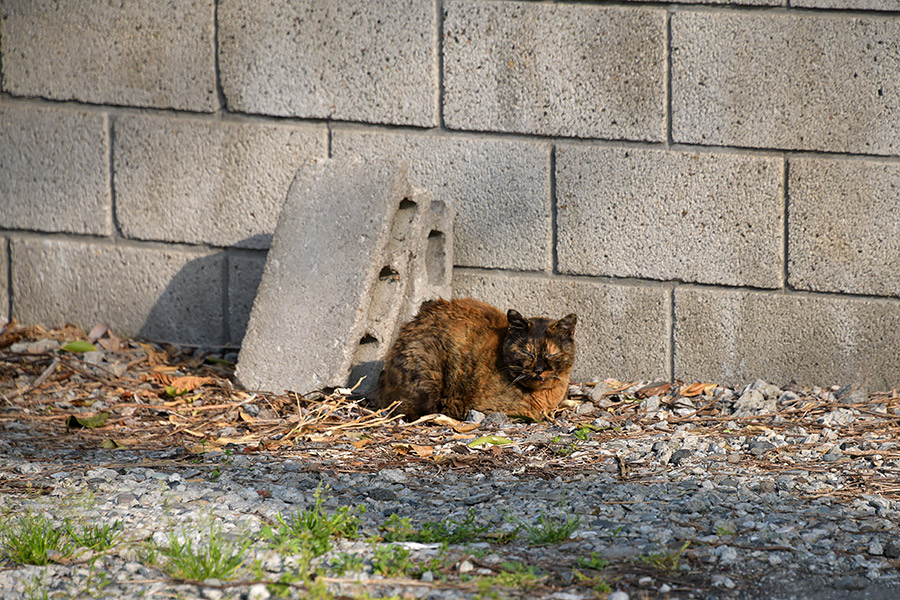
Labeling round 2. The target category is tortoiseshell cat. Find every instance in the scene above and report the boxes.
[377,298,577,421]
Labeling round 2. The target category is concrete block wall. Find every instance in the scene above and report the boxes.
[2,0,899,390]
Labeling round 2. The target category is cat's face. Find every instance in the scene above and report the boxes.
[502,309,577,390]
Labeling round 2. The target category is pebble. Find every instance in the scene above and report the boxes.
[1,379,899,600]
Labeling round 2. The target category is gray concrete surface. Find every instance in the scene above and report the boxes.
[0,237,8,321]
[788,157,900,298]
[10,238,225,345]
[792,0,898,7]
[443,1,666,140]
[399,197,454,327]
[114,114,326,249]
[454,270,671,382]
[0,104,111,235]
[218,0,436,126]
[674,287,900,391]
[236,159,435,394]
[0,0,217,112]
[672,11,900,155]
[556,145,784,288]
[332,129,551,271]
[227,251,267,346]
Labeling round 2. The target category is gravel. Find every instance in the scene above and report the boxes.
[3,375,900,599]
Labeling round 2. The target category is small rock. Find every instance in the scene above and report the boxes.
[465,409,486,423]
[711,574,736,589]
[670,449,692,466]
[819,408,856,428]
[246,583,271,600]
[836,385,866,404]
[591,418,612,429]
[202,589,224,600]
[576,402,596,416]
[379,469,408,484]
[733,389,775,417]
[420,571,434,582]
[458,559,474,574]
[116,493,138,506]
[868,540,884,556]
[607,592,629,600]
[482,412,511,427]
[659,583,672,594]
[639,395,660,418]
[82,350,104,365]
[883,540,900,558]
[638,575,653,587]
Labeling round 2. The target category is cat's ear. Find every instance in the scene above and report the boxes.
[507,309,531,332]
[551,314,577,339]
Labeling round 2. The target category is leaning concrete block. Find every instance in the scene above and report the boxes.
[0,104,111,235]
[444,1,666,140]
[0,0,217,111]
[556,145,783,288]
[115,114,326,248]
[236,159,438,394]
[219,0,436,127]
[672,12,900,155]
[332,129,551,271]
[11,238,225,344]
[789,157,900,298]
[0,237,8,321]
[396,196,455,329]
[674,287,900,391]
[454,270,670,382]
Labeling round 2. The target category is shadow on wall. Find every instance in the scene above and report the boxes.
[133,236,270,348]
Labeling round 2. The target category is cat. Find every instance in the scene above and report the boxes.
[376,298,576,421]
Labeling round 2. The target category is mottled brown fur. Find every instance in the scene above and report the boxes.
[377,298,576,421]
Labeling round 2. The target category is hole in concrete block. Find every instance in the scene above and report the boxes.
[360,333,378,345]
[378,266,400,281]
[426,230,446,286]
[390,198,418,242]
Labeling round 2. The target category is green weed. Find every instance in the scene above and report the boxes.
[371,543,414,578]
[330,552,366,576]
[576,552,609,571]
[509,512,581,545]
[0,510,73,565]
[158,521,251,581]
[638,540,691,572]
[267,485,364,556]
[67,519,123,552]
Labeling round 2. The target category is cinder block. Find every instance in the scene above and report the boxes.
[621,0,778,3]
[228,250,267,346]
[443,1,666,141]
[675,287,900,391]
[332,129,551,271]
[10,238,225,345]
[556,145,783,288]
[0,237,8,321]
[792,0,898,8]
[672,12,900,155]
[0,0,217,112]
[219,0,436,127]
[236,159,442,394]
[0,104,111,235]
[788,158,900,298]
[454,270,670,382]
[115,114,326,248]
[400,197,455,326]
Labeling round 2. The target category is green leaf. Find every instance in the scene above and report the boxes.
[66,412,110,429]
[99,439,123,449]
[468,435,513,448]
[60,341,98,353]
[165,386,188,397]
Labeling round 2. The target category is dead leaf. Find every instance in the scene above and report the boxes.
[239,411,255,423]
[350,439,373,449]
[637,382,671,398]
[87,324,108,343]
[411,444,433,457]
[66,412,110,429]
